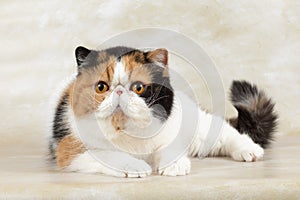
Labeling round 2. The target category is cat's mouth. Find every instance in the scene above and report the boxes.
[114,105,121,112]
[111,107,127,131]
[113,104,125,115]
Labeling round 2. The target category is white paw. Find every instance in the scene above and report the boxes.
[120,159,152,178]
[159,156,191,176]
[89,151,152,178]
[231,143,264,162]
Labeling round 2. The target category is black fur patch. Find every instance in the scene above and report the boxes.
[141,63,174,121]
[105,46,136,58]
[230,80,278,148]
[49,93,71,159]
[142,82,174,121]
[76,46,137,72]
[75,46,92,66]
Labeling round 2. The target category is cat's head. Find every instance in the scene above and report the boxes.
[70,46,174,132]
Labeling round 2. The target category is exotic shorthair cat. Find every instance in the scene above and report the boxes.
[49,46,277,177]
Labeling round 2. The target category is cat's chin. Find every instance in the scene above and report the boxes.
[109,107,152,130]
[113,106,122,113]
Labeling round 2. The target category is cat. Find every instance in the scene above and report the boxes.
[49,46,277,177]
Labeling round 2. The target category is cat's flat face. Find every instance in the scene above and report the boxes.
[70,46,174,132]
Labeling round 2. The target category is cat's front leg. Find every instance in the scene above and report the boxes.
[209,122,264,162]
[156,154,191,176]
[66,150,152,178]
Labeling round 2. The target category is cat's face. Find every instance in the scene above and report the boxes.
[70,46,174,132]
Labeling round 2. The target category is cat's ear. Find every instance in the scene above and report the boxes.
[75,46,91,66]
[146,48,168,66]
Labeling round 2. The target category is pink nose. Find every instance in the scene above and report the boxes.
[116,90,123,96]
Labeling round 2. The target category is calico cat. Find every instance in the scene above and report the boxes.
[49,46,277,177]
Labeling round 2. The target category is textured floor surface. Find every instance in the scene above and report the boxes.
[0,136,299,199]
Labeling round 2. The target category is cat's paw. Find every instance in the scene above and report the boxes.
[90,151,152,178]
[159,156,191,176]
[67,151,152,178]
[231,143,264,162]
[119,159,152,178]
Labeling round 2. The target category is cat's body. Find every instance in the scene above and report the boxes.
[49,46,277,177]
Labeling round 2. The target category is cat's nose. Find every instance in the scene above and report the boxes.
[115,85,125,96]
[116,90,123,96]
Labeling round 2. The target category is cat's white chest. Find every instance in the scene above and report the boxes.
[73,96,183,156]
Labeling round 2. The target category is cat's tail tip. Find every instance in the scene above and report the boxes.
[229,80,278,148]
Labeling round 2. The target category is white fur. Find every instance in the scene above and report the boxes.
[68,151,152,178]
[189,108,264,162]
[186,94,264,162]
[159,155,191,176]
[96,92,118,118]
[111,61,129,86]
[119,92,152,128]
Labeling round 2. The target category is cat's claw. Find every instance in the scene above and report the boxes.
[231,143,264,162]
[159,156,191,176]
[120,159,152,178]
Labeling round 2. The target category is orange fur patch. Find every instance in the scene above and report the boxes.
[111,109,127,131]
[96,56,115,83]
[129,66,152,85]
[70,56,116,117]
[56,135,86,168]
[122,54,152,84]
[147,48,169,77]
[146,48,168,66]
[122,53,143,72]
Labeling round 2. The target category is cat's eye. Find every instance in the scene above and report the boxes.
[95,81,109,94]
[131,82,145,95]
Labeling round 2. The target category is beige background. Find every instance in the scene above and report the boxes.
[1,1,299,145]
[0,1,300,199]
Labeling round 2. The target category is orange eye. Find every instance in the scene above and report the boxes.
[95,81,109,93]
[131,82,145,95]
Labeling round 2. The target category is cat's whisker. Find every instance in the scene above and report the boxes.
[146,83,163,104]
[88,94,103,105]
[146,92,157,104]
[148,95,169,107]
[147,81,167,106]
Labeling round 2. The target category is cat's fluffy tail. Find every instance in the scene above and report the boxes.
[229,80,278,148]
